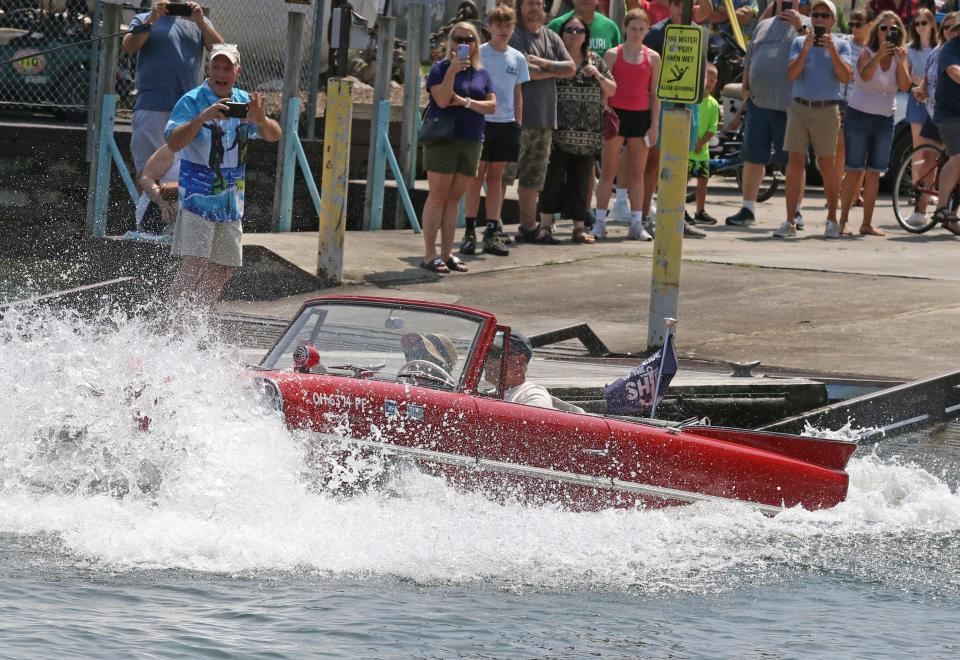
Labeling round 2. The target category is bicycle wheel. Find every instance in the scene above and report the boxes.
[893,143,946,234]
[736,164,780,202]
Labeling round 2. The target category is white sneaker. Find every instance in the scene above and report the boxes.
[611,198,633,223]
[824,220,840,238]
[773,220,797,238]
[591,217,607,239]
[907,211,927,227]
[628,219,653,241]
[795,211,805,230]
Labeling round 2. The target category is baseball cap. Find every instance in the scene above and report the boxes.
[209,43,241,65]
[401,333,458,370]
[811,0,836,17]
[489,331,533,362]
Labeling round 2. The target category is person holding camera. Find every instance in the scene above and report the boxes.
[773,0,852,239]
[838,11,911,237]
[164,44,281,311]
[123,2,223,180]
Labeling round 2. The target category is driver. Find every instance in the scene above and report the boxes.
[483,332,553,409]
[400,333,458,373]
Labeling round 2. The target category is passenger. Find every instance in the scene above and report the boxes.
[400,333,459,373]
[123,1,223,180]
[483,332,553,409]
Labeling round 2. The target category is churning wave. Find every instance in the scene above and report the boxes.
[1,308,958,596]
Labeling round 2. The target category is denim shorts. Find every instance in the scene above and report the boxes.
[906,94,929,125]
[844,106,894,173]
[741,100,788,167]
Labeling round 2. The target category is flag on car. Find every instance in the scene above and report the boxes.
[603,334,678,416]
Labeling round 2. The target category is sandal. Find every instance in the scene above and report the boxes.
[515,224,541,243]
[530,227,562,245]
[572,229,596,244]
[933,207,959,226]
[420,257,449,274]
[945,219,960,236]
[445,255,469,272]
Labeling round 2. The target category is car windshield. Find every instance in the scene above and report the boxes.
[260,302,484,389]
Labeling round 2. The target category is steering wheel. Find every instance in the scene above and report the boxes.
[397,359,457,389]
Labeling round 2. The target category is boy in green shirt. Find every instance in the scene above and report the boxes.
[687,63,720,226]
[548,0,621,56]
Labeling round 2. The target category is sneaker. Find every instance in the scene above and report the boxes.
[684,222,707,239]
[694,210,718,225]
[685,210,696,224]
[459,233,477,255]
[795,211,805,231]
[772,220,797,238]
[906,211,927,227]
[725,208,756,226]
[628,219,653,241]
[482,233,510,256]
[644,218,655,238]
[591,217,607,239]
[824,219,840,239]
[611,197,633,222]
[496,230,514,245]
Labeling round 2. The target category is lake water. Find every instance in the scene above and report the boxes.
[1,307,959,658]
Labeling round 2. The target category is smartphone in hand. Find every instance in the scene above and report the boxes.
[456,43,470,60]
[224,102,248,119]
[166,3,192,17]
[813,25,826,46]
[781,0,793,12]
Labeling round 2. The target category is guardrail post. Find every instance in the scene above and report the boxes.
[396,0,424,228]
[363,14,396,230]
[317,78,354,285]
[305,0,327,140]
[85,0,104,163]
[85,0,121,238]
[272,6,307,231]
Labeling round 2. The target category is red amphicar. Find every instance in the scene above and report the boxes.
[250,296,855,514]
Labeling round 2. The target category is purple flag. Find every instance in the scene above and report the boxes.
[603,334,678,416]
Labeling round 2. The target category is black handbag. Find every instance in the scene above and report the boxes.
[419,105,455,145]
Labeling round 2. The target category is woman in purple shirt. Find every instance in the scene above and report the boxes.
[421,23,496,274]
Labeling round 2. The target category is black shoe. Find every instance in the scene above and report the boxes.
[684,222,707,239]
[515,224,540,243]
[483,233,510,256]
[725,208,756,226]
[685,210,696,224]
[460,233,477,255]
[694,210,718,225]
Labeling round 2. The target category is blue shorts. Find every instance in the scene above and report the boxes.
[741,100,788,168]
[906,94,929,125]
[844,106,894,173]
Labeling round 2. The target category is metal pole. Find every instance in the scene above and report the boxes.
[317,78,354,286]
[279,97,302,232]
[305,0,327,140]
[396,1,423,228]
[368,99,390,230]
[85,1,121,237]
[85,0,104,163]
[363,14,396,230]
[610,0,625,31]
[272,8,307,231]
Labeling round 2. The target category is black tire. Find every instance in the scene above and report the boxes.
[892,143,946,234]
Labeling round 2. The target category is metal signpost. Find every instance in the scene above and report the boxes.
[647,2,705,350]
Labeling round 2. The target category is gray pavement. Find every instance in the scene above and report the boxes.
[227,181,960,380]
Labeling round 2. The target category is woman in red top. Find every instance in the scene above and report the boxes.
[594,9,661,241]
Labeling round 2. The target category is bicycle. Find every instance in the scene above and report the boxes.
[685,126,781,204]
[893,143,960,233]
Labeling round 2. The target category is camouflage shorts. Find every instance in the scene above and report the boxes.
[503,127,553,190]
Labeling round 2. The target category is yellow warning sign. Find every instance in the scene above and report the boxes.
[657,25,705,105]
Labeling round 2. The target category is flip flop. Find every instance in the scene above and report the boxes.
[445,255,469,272]
[421,257,449,274]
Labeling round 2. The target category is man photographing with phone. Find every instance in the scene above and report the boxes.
[123,2,222,185]
[164,43,282,313]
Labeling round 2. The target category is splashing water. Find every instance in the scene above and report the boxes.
[0,308,959,597]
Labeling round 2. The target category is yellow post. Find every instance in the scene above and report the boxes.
[648,108,691,350]
[317,78,354,286]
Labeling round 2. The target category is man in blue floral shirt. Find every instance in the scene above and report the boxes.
[164,43,281,310]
